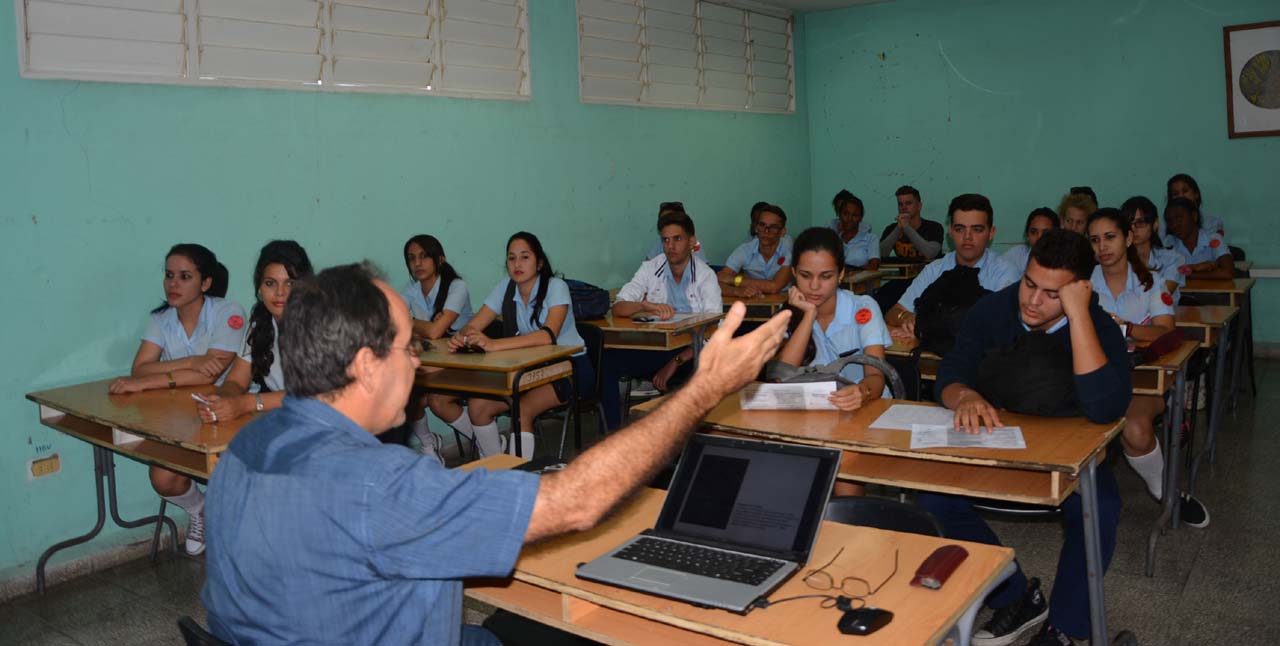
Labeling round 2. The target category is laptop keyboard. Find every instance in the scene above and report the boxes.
[613,537,786,586]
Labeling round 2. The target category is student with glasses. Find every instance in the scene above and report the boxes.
[1122,196,1186,301]
[718,203,794,297]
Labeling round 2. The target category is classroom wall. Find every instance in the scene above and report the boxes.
[0,1,811,580]
[802,0,1280,340]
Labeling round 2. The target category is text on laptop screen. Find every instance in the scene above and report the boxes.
[666,444,822,553]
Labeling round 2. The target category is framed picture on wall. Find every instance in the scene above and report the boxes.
[1224,21,1280,138]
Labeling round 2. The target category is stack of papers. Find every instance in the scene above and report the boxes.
[740,382,838,410]
[870,404,1027,450]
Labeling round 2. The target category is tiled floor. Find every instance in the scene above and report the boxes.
[1,361,1274,645]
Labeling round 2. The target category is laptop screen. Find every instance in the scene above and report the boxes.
[656,434,839,557]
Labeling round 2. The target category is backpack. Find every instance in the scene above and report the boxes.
[913,265,990,356]
[564,278,611,321]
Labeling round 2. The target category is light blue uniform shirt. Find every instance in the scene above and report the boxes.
[663,265,694,312]
[143,296,247,385]
[839,230,879,268]
[1145,247,1187,302]
[1166,231,1229,266]
[238,318,283,393]
[725,237,793,281]
[1091,264,1175,325]
[483,276,586,356]
[897,250,1020,313]
[401,278,473,335]
[1001,244,1031,271]
[647,238,707,262]
[810,290,894,391]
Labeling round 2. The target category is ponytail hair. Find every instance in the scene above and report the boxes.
[248,240,313,391]
[152,243,228,313]
[403,234,462,321]
[507,231,554,327]
[1088,208,1153,291]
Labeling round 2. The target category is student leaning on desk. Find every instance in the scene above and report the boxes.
[923,229,1130,646]
[201,261,791,646]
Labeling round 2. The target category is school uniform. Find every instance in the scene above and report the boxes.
[602,257,721,429]
[646,238,707,262]
[238,319,283,394]
[724,236,794,281]
[143,296,247,385]
[897,250,1020,313]
[1166,231,1230,267]
[401,278,474,335]
[1145,247,1187,303]
[838,230,880,268]
[1001,244,1030,271]
[482,276,592,402]
[1091,264,1175,326]
[806,290,893,396]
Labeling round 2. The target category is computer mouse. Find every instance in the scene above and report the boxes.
[837,607,893,636]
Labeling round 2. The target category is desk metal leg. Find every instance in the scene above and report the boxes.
[691,323,713,365]
[1147,367,1186,576]
[1194,318,1231,485]
[943,560,1017,646]
[1229,293,1249,413]
[1081,456,1109,645]
[36,447,179,594]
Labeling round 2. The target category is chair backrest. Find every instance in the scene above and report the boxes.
[823,495,943,537]
[1229,245,1246,262]
[178,616,228,646]
[575,321,606,399]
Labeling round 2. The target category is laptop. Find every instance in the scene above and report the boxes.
[575,433,841,614]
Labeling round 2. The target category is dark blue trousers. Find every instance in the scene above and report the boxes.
[915,463,1121,639]
[600,348,681,429]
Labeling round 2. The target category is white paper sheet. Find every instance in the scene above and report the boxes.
[640,312,704,325]
[739,382,838,410]
[909,424,1027,450]
[868,403,956,430]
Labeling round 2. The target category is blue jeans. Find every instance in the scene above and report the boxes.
[915,463,1121,639]
[599,348,681,429]
[461,624,502,646]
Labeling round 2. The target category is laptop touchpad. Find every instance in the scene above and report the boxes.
[632,568,688,587]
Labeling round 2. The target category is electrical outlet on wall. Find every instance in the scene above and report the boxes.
[28,454,60,480]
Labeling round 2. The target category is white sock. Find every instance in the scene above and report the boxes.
[472,421,503,458]
[410,416,433,444]
[1126,442,1164,499]
[504,431,537,459]
[164,481,204,516]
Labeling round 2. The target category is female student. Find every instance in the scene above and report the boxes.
[1167,173,1225,236]
[718,203,793,297]
[1001,207,1058,270]
[193,240,312,426]
[396,235,473,458]
[775,227,891,496]
[1122,196,1186,300]
[445,232,592,458]
[108,244,246,556]
[829,190,879,270]
[1164,197,1233,280]
[1086,209,1209,527]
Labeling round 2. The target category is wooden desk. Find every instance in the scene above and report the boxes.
[879,261,926,281]
[1131,340,1199,397]
[25,379,244,591]
[583,313,724,356]
[633,396,1121,644]
[463,457,1016,646]
[1174,305,1238,348]
[418,345,583,458]
[840,269,890,294]
[1182,277,1254,309]
[725,294,787,321]
[1234,260,1253,274]
[886,338,940,381]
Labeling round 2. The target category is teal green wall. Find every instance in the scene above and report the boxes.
[0,1,810,578]
[803,0,1279,340]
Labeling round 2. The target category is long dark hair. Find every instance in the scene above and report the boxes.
[152,243,228,314]
[507,232,554,327]
[1088,208,1153,291]
[1167,173,1202,206]
[247,240,313,391]
[1024,207,1059,244]
[1121,195,1163,248]
[786,227,847,364]
[403,234,461,321]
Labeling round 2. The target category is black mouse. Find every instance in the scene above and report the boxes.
[838,607,893,636]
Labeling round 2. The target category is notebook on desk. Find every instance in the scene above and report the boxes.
[575,434,841,614]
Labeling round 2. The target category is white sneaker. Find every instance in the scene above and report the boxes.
[416,431,445,466]
[630,380,660,397]
[185,510,206,556]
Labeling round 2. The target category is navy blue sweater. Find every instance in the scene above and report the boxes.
[937,283,1131,423]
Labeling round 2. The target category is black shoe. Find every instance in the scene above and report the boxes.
[1028,623,1075,646]
[972,577,1049,646]
[1180,493,1210,528]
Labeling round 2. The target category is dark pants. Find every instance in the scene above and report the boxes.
[915,463,1121,639]
[600,348,682,429]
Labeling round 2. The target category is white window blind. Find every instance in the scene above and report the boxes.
[577,0,793,113]
[15,0,531,100]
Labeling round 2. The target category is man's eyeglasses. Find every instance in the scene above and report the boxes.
[803,546,898,598]
[755,222,784,234]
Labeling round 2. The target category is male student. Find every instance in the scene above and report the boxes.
[603,211,722,429]
[886,193,1020,337]
[202,262,789,645]
[923,229,1129,646]
[718,203,794,297]
[879,185,945,262]
[645,201,706,262]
